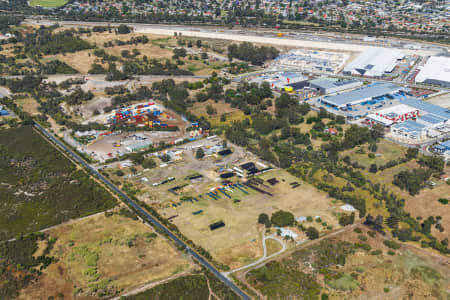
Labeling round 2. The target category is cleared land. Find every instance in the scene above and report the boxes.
[19,211,193,299]
[0,126,116,240]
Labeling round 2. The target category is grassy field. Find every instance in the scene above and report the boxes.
[0,126,117,240]
[29,0,67,7]
[190,100,247,126]
[340,140,407,169]
[19,212,193,299]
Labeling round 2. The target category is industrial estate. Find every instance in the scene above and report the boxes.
[0,4,449,300]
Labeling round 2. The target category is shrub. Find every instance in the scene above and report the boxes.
[339,212,355,226]
[354,243,371,251]
[358,235,367,241]
[370,249,382,255]
[438,198,449,205]
[383,240,400,249]
[306,227,319,240]
[353,228,362,234]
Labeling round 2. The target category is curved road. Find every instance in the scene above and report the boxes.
[33,122,251,300]
[223,231,286,277]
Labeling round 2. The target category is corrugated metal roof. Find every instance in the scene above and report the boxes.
[417,114,446,124]
[321,83,402,107]
[415,56,450,85]
[400,98,450,120]
[344,47,404,77]
[392,120,426,132]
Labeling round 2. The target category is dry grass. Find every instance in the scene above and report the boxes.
[163,169,341,269]
[190,100,246,126]
[403,179,450,241]
[19,212,193,299]
[49,50,101,74]
[341,140,406,169]
[265,238,283,257]
[15,97,40,116]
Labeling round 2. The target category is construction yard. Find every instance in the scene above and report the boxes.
[107,138,346,269]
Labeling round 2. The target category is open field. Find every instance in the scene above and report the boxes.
[402,173,450,241]
[340,140,407,169]
[110,138,344,269]
[29,0,67,7]
[190,100,246,126]
[0,126,117,240]
[243,225,450,300]
[14,97,40,116]
[50,50,99,74]
[19,211,193,299]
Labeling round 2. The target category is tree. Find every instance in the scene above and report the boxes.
[206,105,217,116]
[306,227,319,240]
[88,63,106,74]
[369,163,378,173]
[270,210,295,227]
[406,147,419,160]
[117,25,131,34]
[142,158,156,169]
[196,148,205,159]
[339,212,355,226]
[196,40,202,48]
[258,213,271,228]
[129,153,144,165]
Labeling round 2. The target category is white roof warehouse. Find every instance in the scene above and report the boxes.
[415,56,450,88]
[344,47,404,77]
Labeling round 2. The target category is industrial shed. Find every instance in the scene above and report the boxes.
[415,56,450,88]
[343,47,404,77]
[309,77,362,94]
[319,83,404,109]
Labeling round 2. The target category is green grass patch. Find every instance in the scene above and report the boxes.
[29,0,67,7]
[327,274,359,291]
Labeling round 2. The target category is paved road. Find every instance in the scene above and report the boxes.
[33,122,251,300]
[235,68,450,92]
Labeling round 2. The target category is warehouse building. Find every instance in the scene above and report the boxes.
[309,77,363,94]
[343,47,404,77]
[249,72,308,92]
[366,104,419,127]
[125,140,153,152]
[319,83,404,110]
[433,140,450,156]
[391,120,428,140]
[415,56,450,88]
[389,98,450,141]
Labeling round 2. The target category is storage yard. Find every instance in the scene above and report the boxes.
[105,138,343,268]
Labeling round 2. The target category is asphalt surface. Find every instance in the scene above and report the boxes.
[33,122,251,300]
